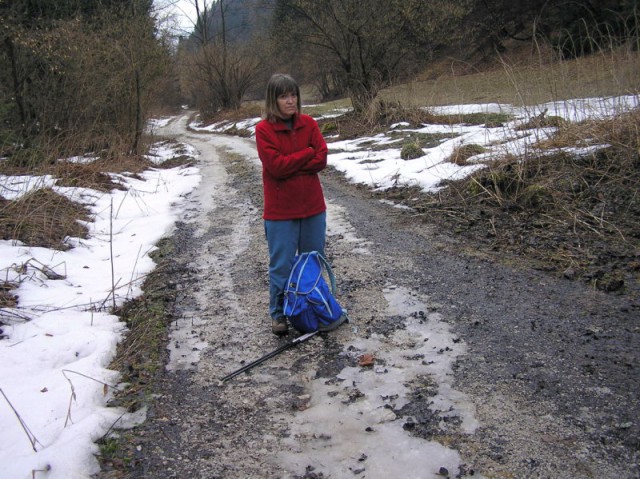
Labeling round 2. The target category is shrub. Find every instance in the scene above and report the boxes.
[401,142,424,160]
[320,122,338,135]
[449,144,487,165]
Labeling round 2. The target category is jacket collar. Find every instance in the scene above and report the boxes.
[271,112,301,131]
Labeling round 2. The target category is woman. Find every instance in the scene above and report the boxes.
[255,73,328,335]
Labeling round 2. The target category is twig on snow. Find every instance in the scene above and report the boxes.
[0,387,43,452]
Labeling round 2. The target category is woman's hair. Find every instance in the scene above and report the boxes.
[264,73,302,122]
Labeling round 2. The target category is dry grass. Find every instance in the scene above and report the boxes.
[0,188,92,250]
[53,164,127,191]
[382,46,640,108]
[0,150,158,252]
[0,282,18,308]
[0,147,160,249]
[412,109,640,293]
[448,144,487,165]
[201,102,263,124]
[54,154,155,188]
[537,108,640,151]
[319,104,512,141]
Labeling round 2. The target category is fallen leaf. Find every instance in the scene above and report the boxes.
[358,354,375,367]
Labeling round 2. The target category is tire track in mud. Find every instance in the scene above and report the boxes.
[116,115,639,479]
[121,117,476,478]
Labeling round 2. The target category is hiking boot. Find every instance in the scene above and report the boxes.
[272,316,289,335]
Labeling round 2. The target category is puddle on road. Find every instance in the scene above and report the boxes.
[158,127,480,476]
[277,284,480,478]
[164,135,256,371]
[326,202,373,255]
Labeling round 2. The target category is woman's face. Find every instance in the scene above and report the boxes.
[277,91,297,119]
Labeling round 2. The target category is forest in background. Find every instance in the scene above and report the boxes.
[1,0,638,166]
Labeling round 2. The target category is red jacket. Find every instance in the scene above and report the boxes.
[255,113,328,220]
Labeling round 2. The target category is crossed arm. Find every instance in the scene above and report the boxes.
[256,123,328,180]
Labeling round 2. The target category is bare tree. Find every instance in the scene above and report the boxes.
[272,0,472,114]
[178,0,266,114]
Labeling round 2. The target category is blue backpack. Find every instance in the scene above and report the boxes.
[283,251,349,333]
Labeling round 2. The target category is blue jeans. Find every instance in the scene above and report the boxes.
[264,212,326,319]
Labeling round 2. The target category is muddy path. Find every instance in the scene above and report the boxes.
[106,115,639,479]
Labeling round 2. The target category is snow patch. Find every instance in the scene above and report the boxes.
[326,201,373,255]
[277,285,480,478]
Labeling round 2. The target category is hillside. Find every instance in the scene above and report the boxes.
[205,44,640,300]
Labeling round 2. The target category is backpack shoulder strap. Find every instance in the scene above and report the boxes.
[316,252,337,295]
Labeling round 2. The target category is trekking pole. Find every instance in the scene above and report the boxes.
[220,331,318,383]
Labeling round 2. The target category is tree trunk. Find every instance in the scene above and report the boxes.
[5,37,26,129]
[348,81,377,115]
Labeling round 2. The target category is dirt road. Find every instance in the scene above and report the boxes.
[107,115,639,479]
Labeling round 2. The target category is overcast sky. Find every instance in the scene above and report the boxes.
[156,0,198,34]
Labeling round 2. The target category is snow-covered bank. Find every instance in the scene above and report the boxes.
[191,94,638,194]
[0,148,200,478]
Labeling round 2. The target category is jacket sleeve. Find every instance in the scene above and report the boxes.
[298,121,328,174]
[256,122,315,180]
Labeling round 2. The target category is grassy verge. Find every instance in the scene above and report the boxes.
[0,133,196,473]
[97,236,178,473]
[0,188,91,249]
[377,108,640,295]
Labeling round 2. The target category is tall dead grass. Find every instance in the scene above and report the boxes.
[384,43,639,108]
[461,108,639,210]
[425,108,639,291]
[405,22,640,292]
[0,144,155,249]
[0,188,91,250]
